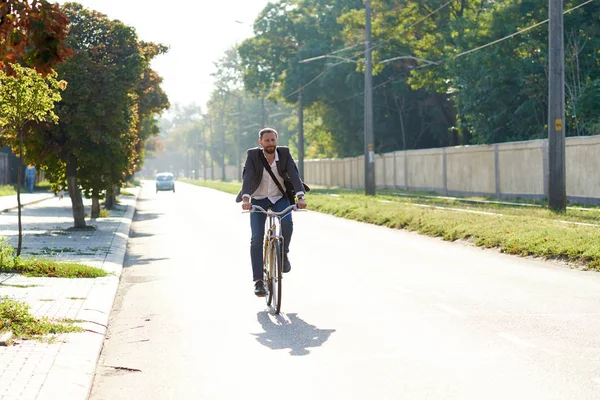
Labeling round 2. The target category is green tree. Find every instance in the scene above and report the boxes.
[26,3,168,225]
[0,64,65,255]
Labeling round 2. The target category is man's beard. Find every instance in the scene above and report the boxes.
[264,146,276,154]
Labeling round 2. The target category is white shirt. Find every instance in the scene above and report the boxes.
[242,149,305,203]
[250,150,286,203]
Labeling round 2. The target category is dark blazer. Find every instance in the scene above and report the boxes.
[235,146,304,203]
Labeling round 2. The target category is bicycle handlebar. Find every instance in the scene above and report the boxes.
[248,204,299,216]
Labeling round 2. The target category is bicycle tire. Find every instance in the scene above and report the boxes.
[264,242,273,306]
[271,240,283,314]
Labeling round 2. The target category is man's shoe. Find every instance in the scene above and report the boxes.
[254,280,266,297]
[283,255,291,273]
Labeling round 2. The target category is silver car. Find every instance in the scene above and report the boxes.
[155,172,175,192]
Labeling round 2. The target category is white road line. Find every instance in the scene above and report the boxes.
[435,303,463,316]
[498,332,537,348]
[412,203,503,216]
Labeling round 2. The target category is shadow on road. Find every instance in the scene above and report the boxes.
[133,211,163,222]
[129,227,154,239]
[252,311,336,356]
[124,253,170,267]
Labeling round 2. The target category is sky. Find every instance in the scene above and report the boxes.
[55,0,271,111]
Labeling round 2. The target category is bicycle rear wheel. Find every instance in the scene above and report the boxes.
[271,240,283,314]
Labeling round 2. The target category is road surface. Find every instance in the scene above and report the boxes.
[90,181,600,399]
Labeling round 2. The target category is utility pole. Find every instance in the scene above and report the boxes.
[548,0,566,212]
[297,87,305,179]
[364,0,376,195]
[237,97,242,180]
[195,128,199,179]
[202,124,207,180]
[209,116,215,181]
[220,115,226,181]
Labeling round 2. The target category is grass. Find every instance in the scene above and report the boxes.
[0,297,83,343]
[2,259,108,278]
[99,209,110,218]
[184,179,600,270]
[0,185,17,197]
[119,189,135,196]
[181,179,240,195]
[0,283,39,288]
[0,237,108,278]
[34,180,52,191]
[125,178,141,188]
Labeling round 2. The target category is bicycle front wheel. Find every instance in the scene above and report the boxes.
[264,243,273,307]
[271,240,283,314]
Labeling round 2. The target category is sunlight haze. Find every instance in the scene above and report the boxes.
[55,0,271,110]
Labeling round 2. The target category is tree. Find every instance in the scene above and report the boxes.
[26,3,168,225]
[0,0,72,75]
[0,64,65,255]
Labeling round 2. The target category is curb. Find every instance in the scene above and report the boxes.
[0,193,56,214]
[36,187,141,400]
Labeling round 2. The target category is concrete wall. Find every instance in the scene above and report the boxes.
[446,145,495,195]
[497,140,545,196]
[406,148,444,191]
[566,136,600,201]
[303,135,600,204]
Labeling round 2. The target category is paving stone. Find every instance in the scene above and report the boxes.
[0,190,137,400]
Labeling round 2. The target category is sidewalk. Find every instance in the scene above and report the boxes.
[0,192,56,214]
[0,188,139,400]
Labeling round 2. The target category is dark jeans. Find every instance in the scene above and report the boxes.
[250,197,293,281]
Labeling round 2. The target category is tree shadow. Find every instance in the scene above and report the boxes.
[3,206,79,217]
[252,312,336,356]
[129,230,154,239]
[124,253,170,267]
[133,211,162,222]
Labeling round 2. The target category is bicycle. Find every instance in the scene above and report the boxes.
[246,204,300,314]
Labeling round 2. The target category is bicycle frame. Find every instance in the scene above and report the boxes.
[246,204,298,313]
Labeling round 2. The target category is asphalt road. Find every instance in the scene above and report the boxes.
[90,181,600,400]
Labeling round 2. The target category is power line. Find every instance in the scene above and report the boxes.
[419,0,596,67]
[287,0,595,102]
[299,0,458,66]
[285,50,364,98]
[328,72,406,104]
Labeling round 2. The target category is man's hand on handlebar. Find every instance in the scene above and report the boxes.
[297,197,307,209]
[242,197,252,210]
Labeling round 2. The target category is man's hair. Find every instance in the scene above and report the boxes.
[259,128,278,139]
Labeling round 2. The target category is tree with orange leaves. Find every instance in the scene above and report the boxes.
[0,0,72,75]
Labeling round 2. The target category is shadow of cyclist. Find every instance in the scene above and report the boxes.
[252,311,336,356]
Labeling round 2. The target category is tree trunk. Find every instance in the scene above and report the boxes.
[91,196,100,219]
[66,154,86,228]
[105,185,115,210]
[112,184,118,206]
[16,131,23,256]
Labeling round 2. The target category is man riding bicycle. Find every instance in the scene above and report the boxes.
[236,128,308,297]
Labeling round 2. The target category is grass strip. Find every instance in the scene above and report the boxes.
[184,179,600,269]
[0,185,17,197]
[0,258,108,278]
[0,297,83,343]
